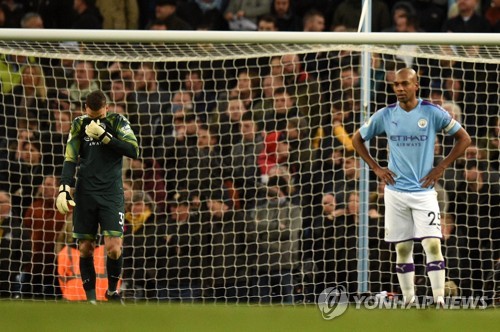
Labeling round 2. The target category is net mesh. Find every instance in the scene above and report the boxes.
[0,38,498,304]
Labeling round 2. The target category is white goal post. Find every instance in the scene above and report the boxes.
[0,29,498,304]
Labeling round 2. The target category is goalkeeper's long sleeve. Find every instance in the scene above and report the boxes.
[61,160,77,187]
[107,137,139,159]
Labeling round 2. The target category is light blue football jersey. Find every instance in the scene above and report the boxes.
[359,99,461,192]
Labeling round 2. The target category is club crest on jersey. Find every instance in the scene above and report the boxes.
[417,118,428,128]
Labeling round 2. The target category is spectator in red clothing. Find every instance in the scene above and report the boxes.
[20,175,67,299]
[257,131,290,184]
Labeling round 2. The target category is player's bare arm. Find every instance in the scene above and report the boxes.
[420,127,471,188]
[352,130,396,185]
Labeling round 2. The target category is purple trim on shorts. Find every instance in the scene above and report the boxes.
[385,236,442,243]
[427,260,445,272]
[395,263,415,274]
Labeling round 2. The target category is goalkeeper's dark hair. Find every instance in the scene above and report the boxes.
[86,90,107,111]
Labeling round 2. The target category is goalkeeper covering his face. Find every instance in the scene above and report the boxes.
[56,90,139,304]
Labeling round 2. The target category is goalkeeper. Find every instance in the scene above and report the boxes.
[56,90,139,303]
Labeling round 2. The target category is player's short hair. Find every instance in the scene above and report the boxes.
[86,90,107,111]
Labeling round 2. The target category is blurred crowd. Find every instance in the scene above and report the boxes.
[0,0,498,32]
[0,0,498,304]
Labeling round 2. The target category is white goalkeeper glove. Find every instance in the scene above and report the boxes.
[85,119,112,144]
[56,184,75,214]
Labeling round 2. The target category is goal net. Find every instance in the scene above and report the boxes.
[0,30,498,304]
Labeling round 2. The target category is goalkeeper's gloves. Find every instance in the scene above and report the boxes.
[85,119,112,144]
[56,184,75,214]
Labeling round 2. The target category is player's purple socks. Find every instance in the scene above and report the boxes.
[395,263,415,274]
[426,260,445,271]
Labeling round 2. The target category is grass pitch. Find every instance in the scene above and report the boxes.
[0,300,497,332]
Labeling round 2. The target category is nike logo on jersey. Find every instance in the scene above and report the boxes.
[392,121,398,127]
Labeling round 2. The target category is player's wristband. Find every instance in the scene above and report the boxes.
[98,131,113,144]
[59,184,71,194]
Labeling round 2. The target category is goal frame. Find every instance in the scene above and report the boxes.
[1,28,498,300]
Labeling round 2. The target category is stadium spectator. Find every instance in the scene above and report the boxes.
[254,175,301,304]
[302,9,325,32]
[182,67,217,123]
[201,187,256,303]
[224,0,271,30]
[152,0,192,30]
[177,0,229,30]
[146,18,168,29]
[213,96,246,162]
[271,0,301,31]
[252,74,284,131]
[0,136,45,219]
[257,131,290,185]
[384,1,419,33]
[482,115,499,171]
[39,109,72,172]
[279,53,324,137]
[0,0,24,28]
[226,111,264,211]
[331,0,391,32]
[0,54,37,94]
[0,190,23,298]
[68,61,107,106]
[451,160,500,299]
[484,0,500,27]
[412,0,447,32]
[169,89,194,116]
[20,175,66,299]
[122,190,167,300]
[158,191,203,301]
[128,62,170,158]
[107,73,131,112]
[263,87,298,133]
[227,69,260,110]
[257,14,278,31]
[96,0,139,29]
[191,124,227,200]
[443,0,492,32]
[20,12,44,29]
[4,64,50,136]
[156,112,198,192]
[72,0,103,29]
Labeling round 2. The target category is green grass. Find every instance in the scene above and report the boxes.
[0,301,497,332]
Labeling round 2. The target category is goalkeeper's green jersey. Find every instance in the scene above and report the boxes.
[61,112,139,194]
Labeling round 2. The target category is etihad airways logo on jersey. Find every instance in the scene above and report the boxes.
[390,135,428,141]
[390,135,428,147]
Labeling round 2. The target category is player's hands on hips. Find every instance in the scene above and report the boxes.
[374,166,396,185]
[420,165,445,188]
[56,184,75,214]
[85,119,112,144]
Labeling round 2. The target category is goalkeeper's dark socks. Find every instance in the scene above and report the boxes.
[80,256,97,302]
[106,254,123,293]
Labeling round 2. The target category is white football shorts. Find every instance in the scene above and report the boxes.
[384,187,442,242]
